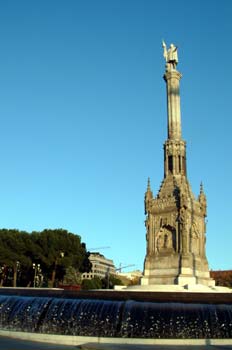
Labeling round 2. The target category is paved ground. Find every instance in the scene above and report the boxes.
[1,337,232,350]
[0,336,77,349]
[78,345,232,350]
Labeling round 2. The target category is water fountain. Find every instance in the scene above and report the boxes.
[0,288,231,346]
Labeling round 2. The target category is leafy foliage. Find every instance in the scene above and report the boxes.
[101,274,123,289]
[81,274,123,290]
[63,266,82,286]
[81,277,102,290]
[0,229,90,287]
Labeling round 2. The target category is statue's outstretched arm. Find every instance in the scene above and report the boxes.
[162,40,167,61]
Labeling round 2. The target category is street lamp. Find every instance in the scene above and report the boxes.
[51,251,64,287]
[32,263,41,288]
[13,261,20,287]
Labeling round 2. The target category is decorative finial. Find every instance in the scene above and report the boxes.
[198,181,207,216]
[145,177,153,215]
[162,40,178,71]
[145,177,153,198]
[200,181,204,194]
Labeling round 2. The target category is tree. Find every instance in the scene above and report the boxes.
[81,277,102,290]
[31,229,90,287]
[0,229,32,287]
[63,266,82,286]
[101,274,123,289]
[0,228,91,287]
[79,244,92,273]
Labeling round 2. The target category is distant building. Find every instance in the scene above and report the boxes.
[210,270,232,287]
[82,252,116,280]
[117,270,143,281]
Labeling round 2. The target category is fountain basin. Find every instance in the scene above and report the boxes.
[0,288,231,345]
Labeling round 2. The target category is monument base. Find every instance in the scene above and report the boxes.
[141,253,215,288]
[115,283,232,293]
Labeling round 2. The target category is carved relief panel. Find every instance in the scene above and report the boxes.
[155,225,176,254]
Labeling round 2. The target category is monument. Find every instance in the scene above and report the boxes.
[141,42,215,287]
[0,43,231,347]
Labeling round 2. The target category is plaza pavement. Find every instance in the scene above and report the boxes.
[1,336,232,350]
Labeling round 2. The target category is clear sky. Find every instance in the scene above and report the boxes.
[0,0,231,272]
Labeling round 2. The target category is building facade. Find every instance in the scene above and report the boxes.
[82,252,116,280]
[117,270,143,281]
[141,43,214,287]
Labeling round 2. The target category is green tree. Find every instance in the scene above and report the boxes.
[101,274,123,289]
[0,228,90,287]
[0,229,32,287]
[81,277,102,290]
[63,266,82,286]
[79,244,92,273]
[31,229,90,287]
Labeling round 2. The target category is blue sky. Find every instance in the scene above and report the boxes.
[0,0,231,272]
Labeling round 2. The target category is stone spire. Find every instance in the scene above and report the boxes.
[141,42,214,288]
[145,177,153,215]
[198,182,207,217]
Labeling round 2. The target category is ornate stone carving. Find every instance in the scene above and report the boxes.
[156,225,176,253]
[198,182,207,217]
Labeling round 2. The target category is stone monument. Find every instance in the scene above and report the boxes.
[141,42,215,287]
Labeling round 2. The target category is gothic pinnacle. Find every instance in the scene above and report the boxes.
[200,181,204,194]
[145,177,153,198]
[144,177,153,215]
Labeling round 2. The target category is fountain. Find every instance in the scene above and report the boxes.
[0,288,231,346]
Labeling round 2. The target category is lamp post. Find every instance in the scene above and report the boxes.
[51,251,64,288]
[13,261,20,287]
[32,263,41,288]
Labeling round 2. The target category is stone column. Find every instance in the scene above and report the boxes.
[163,70,182,141]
